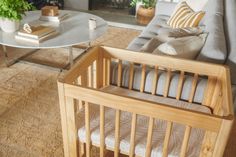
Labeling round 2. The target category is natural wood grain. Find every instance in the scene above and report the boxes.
[151,66,158,95]
[103,58,107,86]
[85,102,91,157]
[129,113,137,157]
[57,82,70,157]
[145,117,154,157]
[140,64,146,93]
[100,105,105,157]
[107,58,111,86]
[162,121,173,157]
[188,74,198,103]
[117,60,122,87]
[180,126,191,157]
[129,63,134,90]
[163,69,171,97]
[115,110,121,157]
[176,71,185,100]
[65,84,224,132]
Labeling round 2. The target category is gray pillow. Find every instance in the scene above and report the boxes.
[140,37,163,53]
[168,27,204,38]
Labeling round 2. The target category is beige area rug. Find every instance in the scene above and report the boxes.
[0,26,235,157]
[0,26,140,157]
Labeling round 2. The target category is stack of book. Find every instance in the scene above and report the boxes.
[15,26,59,44]
[39,13,69,22]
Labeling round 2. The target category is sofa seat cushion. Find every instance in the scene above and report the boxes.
[78,86,211,157]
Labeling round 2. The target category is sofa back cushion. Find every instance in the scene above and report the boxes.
[196,0,227,64]
[225,0,236,85]
[155,1,177,16]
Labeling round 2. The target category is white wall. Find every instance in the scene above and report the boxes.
[65,0,89,10]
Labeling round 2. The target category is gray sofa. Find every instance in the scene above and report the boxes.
[124,0,236,111]
[108,2,235,155]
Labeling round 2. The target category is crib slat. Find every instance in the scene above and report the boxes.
[107,58,111,86]
[164,69,172,97]
[210,79,222,112]
[180,126,191,157]
[151,66,159,95]
[202,77,217,106]
[162,121,173,157]
[81,70,88,87]
[100,105,105,157]
[176,71,185,100]
[85,102,91,157]
[115,110,121,157]
[129,63,134,90]
[129,113,137,157]
[140,64,146,92]
[103,58,107,86]
[88,65,93,88]
[145,117,154,157]
[117,60,122,87]
[188,74,198,103]
[213,95,224,116]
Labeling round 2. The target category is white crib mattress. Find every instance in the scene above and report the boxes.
[78,86,212,157]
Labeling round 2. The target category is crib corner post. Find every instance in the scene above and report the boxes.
[57,81,70,157]
[58,81,78,157]
[212,118,234,157]
[96,48,104,89]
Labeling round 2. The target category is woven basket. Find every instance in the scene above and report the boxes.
[136,6,155,25]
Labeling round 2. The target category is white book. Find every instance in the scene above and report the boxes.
[17,26,56,39]
[39,13,69,22]
[15,31,59,44]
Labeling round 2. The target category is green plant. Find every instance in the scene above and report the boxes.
[130,0,157,9]
[0,0,34,21]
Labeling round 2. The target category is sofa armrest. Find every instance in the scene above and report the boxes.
[155,1,178,16]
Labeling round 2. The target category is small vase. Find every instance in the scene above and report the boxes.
[1,18,20,33]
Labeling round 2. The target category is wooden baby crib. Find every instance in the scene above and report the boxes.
[57,46,234,157]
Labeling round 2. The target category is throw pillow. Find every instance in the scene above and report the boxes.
[168,27,204,38]
[153,33,208,60]
[167,2,205,28]
[140,37,163,53]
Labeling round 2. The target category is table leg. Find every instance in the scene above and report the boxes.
[2,45,10,66]
[69,46,74,68]
[1,45,40,67]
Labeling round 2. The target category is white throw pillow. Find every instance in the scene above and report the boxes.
[153,34,207,60]
[182,0,208,11]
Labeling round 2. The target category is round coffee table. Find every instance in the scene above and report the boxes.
[0,10,108,69]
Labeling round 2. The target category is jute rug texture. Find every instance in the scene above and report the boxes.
[0,26,235,157]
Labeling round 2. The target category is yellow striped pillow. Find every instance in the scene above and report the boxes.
[167,2,205,28]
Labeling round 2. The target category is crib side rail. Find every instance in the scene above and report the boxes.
[101,46,233,117]
[61,84,234,157]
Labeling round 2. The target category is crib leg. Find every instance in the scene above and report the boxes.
[79,142,85,157]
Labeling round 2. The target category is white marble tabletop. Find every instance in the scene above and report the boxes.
[0,10,108,49]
